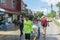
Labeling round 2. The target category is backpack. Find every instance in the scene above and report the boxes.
[41,18,47,26]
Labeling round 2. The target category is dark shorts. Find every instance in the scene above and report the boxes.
[42,24,47,27]
[25,34,30,39]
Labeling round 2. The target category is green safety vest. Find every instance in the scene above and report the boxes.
[24,20,33,34]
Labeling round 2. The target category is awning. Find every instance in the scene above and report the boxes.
[5,11,21,15]
[0,8,5,12]
[0,8,21,15]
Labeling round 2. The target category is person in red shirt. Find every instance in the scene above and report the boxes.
[41,16,50,35]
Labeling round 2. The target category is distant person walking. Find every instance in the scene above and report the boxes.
[24,16,33,40]
[18,15,24,37]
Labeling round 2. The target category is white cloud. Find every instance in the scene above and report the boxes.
[31,8,50,15]
[31,0,59,15]
[31,7,58,15]
[41,0,60,6]
[39,8,49,15]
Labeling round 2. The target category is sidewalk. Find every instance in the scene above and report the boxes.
[0,29,20,40]
[0,29,20,35]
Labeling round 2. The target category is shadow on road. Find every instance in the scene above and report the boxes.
[0,34,58,40]
[0,28,19,31]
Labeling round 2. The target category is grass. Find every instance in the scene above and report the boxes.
[47,17,52,21]
[54,20,60,26]
[54,20,60,33]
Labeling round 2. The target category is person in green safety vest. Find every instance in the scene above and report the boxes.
[24,16,33,40]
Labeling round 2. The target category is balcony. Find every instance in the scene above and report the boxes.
[0,3,6,6]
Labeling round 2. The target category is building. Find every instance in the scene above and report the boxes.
[21,1,27,11]
[0,0,26,22]
[21,0,27,16]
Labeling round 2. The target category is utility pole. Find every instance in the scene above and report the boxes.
[51,4,53,11]
[51,4,53,18]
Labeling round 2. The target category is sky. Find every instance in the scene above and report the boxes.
[23,0,60,15]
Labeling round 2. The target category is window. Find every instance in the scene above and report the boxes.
[0,0,7,6]
[11,0,16,8]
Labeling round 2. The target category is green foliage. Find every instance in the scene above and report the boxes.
[56,2,60,7]
[47,13,52,17]
[47,10,56,18]
[35,11,43,18]
[54,20,60,26]
[56,2,60,17]
[28,15,34,21]
[22,8,28,16]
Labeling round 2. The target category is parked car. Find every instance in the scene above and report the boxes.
[0,19,15,30]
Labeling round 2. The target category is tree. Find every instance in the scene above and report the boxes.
[47,10,56,18]
[35,11,44,18]
[47,13,52,17]
[28,15,34,21]
[56,2,60,7]
[56,2,60,17]
[21,8,28,16]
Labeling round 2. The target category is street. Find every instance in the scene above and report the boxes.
[0,0,60,40]
[0,22,60,40]
[40,21,60,40]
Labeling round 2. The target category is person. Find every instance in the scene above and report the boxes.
[32,17,39,40]
[24,16,33,40]
[18,15,24,37]
[37,17,41,38]
[13,19,18,27]
[41,16,48,35]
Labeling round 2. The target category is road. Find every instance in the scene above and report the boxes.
[40,21,60,40]
[0,21,60,40]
